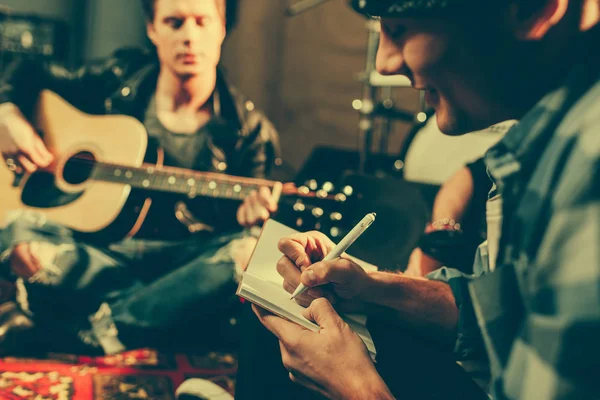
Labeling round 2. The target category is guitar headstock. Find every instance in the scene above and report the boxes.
[277,179,355,238]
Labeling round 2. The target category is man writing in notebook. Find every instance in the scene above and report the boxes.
[0,0,280,353]
[253,0,600,399]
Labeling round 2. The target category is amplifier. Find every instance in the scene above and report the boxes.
[0,12,68,61]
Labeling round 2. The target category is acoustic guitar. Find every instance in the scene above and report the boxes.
[0,90,346,241]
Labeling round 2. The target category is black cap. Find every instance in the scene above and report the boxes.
[350,0,493,17]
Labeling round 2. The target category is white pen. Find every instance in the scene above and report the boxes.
[290,212,376,300]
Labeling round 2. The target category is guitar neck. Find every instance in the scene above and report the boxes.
[91,162,276,201]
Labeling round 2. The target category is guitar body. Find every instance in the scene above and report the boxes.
[0,90,148,237]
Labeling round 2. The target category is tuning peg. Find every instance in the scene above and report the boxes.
[330,212,343,221]
[330,227,340,237]
[312,207,324,218]
[296,218,304,227]
[298,186,310,195]
[305,179,318,191]
[342,185,354,196]
[334,193,347,202]
[316,189,329,199]
[293,201,306,212]
[322,182,334,193]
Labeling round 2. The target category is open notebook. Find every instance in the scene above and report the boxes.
[237,219,377,360]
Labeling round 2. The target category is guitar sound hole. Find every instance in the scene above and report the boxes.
[63,151,96,185]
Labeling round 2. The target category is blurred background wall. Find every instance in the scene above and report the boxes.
[0,0,419,175]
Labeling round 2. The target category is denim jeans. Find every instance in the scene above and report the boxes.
[0,212,247,354]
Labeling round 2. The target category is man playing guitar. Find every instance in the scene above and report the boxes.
[0,0,279,354]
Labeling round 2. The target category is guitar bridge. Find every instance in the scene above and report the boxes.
[174,202,215,234]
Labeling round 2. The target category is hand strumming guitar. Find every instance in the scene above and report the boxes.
[0,103,54,173]
[236,182,282,228]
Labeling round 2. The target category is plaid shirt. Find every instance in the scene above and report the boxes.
[428,42,600,398]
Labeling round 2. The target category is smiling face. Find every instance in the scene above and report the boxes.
[146,0,226,78]
[376,15,524,135]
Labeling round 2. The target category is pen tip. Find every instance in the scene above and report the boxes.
[372,212,377,217]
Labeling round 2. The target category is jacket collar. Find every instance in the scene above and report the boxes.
[110,61,243,133]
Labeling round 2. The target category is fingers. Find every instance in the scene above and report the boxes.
[252,304,306,341]
[277,236,313,271]
[237,196,267,227]
[278,255,329,306]
[258,186,278,213]
[277,255,303,286]
[10,243,42,279]
[271,181,283,205]
[301,298,344,329]
[237,185,279,228]
[17,129,52,169]
[277,230,332,271]
[17,154,37,173]
[33,134,54,166]
[277,231,336,269]
[278,256,313,305]
[0,104,53,170]
[236,204,248,228]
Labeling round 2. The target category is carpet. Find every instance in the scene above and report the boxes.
[0,349,237,399]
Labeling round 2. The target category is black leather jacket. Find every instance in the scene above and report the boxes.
[0,48,280,179]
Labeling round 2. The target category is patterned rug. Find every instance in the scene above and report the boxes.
[0,350,237,399]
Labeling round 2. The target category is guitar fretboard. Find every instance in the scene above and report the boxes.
[91,162,274,200]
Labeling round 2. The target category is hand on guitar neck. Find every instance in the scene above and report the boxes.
[236,182,283,228]
[0,102,54,173]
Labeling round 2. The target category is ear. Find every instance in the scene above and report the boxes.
[146,21,158,46]
[510,0,569,40]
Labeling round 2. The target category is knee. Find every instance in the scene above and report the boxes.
[231,236,258,281]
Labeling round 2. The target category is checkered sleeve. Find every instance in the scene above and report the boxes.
[495,158,600,399]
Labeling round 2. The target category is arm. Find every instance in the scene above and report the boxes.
[361,272,459,343]
[430,164,475,225]
[407,159,491,276]
[277,233,460,345]
[405,165,475,276]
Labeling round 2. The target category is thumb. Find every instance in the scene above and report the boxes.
[300,258,352,287]
[301,298,342,329]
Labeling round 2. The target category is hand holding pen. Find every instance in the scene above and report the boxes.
[276,213,377,309]
[290,213,376,299]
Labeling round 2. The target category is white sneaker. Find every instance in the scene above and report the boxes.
[175,378,234,400]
